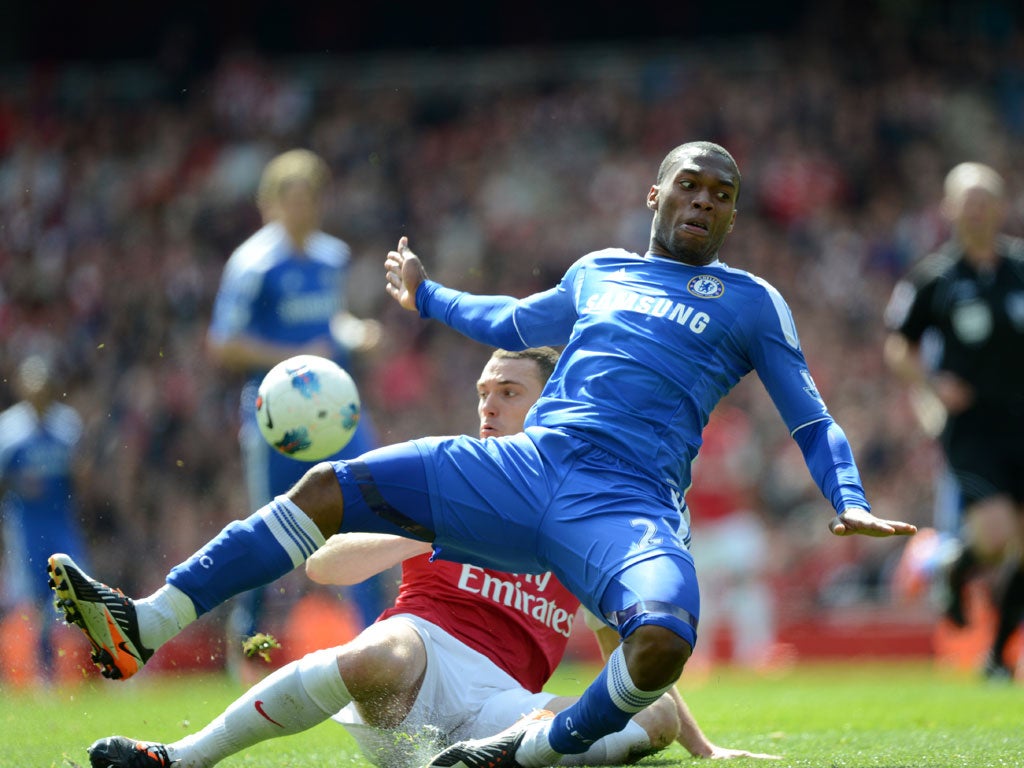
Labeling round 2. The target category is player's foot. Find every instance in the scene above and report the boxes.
[48,553,153,680]
[982,652,1014,683]
[88,736,172,767]
[427,709,554,768]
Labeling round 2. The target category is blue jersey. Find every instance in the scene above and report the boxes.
[209,221,376,505]
[208,221,352,389]
[0,401,87,601]
[417,248,869,514]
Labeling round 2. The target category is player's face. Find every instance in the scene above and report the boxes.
[648,150,738,266]
[277,181,322,240]
[948,185,1006,247]
[477,357,545,439]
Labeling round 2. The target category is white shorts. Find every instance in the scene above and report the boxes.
[333,614,555,768]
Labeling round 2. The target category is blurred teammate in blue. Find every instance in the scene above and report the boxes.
[205,148,385,675]
[0,354,87,682]
[52,142,915,767]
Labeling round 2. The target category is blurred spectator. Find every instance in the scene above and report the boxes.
[686,403,794,673]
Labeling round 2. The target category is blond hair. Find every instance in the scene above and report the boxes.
[257,149,331,210]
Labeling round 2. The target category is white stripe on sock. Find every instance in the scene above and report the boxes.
[606,646,672,713]
[259,496,327,567]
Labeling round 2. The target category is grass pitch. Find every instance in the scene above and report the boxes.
[3,660,1020,768]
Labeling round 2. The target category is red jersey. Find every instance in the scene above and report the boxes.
[378,554,579,692]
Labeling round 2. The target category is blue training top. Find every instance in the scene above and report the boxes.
[417,247,869,515]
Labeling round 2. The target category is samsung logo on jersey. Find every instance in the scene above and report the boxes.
[585,289,710,334]
[457,565,575,638]
[278,293,339,324]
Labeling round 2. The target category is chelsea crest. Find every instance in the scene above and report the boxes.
[686,274,725,299]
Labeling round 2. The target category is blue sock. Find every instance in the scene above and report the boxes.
[548,646,672,755]
[167,497,326,615]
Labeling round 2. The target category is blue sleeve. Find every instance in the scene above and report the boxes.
[792,418,871,514]
[209,261,262,342]
[743,282,869,514]
[416,277,578,349]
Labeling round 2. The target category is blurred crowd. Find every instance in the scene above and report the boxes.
[1,8,1023,625]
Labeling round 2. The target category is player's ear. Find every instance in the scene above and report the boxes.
[647,185,659,210]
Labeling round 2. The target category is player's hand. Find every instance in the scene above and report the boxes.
[930,371,974,416]
[385,236,429,311]
[702,744,781,760]
[829,508,917,538]
[330,314,382,354]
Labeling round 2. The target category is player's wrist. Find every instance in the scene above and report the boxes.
[837,506,866,517]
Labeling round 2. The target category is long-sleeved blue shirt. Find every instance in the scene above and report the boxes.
[417,247,869,514]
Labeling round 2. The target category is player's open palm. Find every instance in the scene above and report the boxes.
[828,507,917,538]
[386,236,429,311]
[706,744,781,760]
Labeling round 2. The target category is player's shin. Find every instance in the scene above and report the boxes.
[168,648,351,767]
[166,497,326,617]
[542,647,673,758]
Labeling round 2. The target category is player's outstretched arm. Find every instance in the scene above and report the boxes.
[306,532,431,585]
[828,507,917,538]
[385,236,429,311]
[671,689,781,760]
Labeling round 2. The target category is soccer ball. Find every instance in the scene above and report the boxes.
[255,355,361,461]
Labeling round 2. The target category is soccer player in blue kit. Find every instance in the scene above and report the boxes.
[0,354,88,682]
[207,148,382,498]
[206,148,385,661]
[51,141,916,767]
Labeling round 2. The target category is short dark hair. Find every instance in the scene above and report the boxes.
[656,141,741,192]
[491,347,560,384]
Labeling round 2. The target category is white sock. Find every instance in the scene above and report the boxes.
[167,648,351,767]
[136,583,198,650]
[557,720,650,766]
[517,720,561,768]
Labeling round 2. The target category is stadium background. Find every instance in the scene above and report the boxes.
[1,0,1022,678]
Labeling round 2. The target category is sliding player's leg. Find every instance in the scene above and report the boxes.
[49,441,432,680]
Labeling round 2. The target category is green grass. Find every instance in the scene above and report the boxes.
[3,661,1021,767]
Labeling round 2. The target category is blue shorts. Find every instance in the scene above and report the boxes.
[240,401,379,505]
[332,426,700,647]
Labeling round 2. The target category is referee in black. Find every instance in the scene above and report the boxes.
[884,161,1024,681]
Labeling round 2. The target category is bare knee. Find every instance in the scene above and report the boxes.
[337,622,427,728]
[288,461,345,538]
[621,625,691,690]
